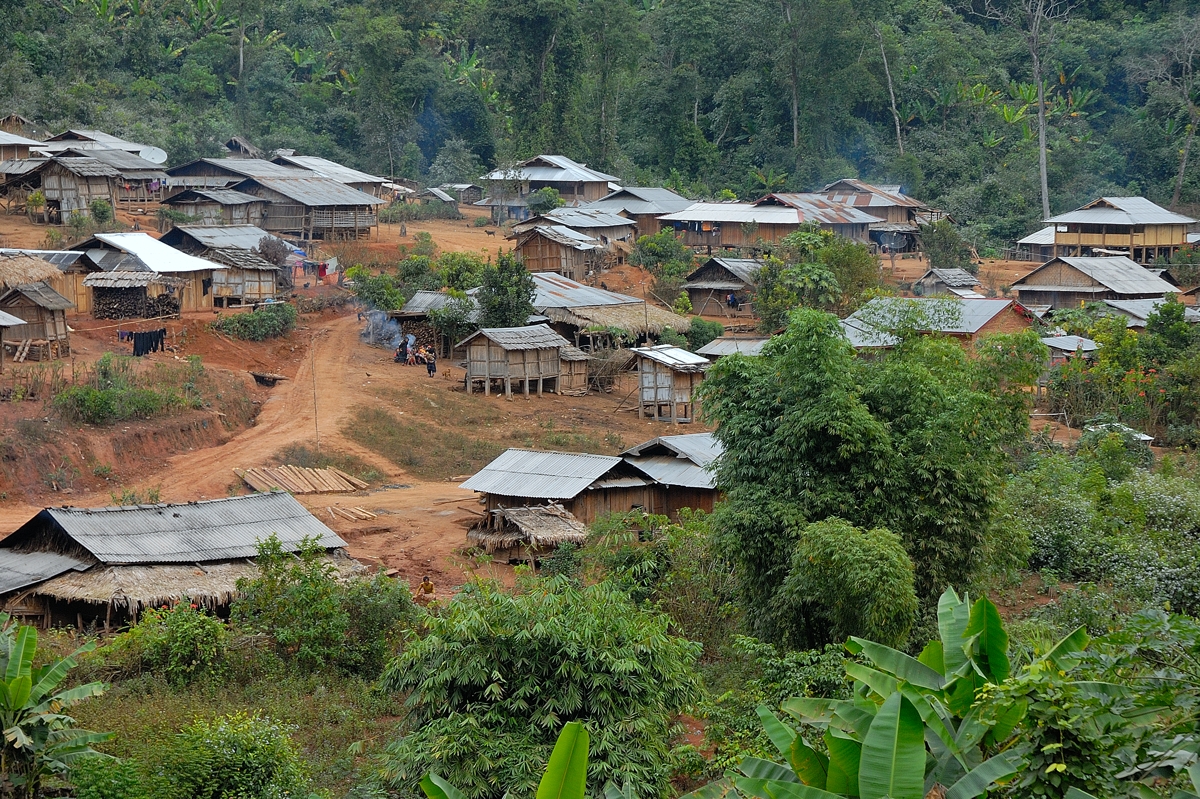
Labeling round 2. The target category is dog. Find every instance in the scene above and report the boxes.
[485,229,496,237]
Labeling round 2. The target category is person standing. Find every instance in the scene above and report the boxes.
[426,351,437,378]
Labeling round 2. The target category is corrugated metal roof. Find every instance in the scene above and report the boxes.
[1104,298,1200,325]
[822,178,927,209]
[0,130,40,147]
[165,188,263,206]
[0,550,92,595]
[84,249,148,272]
[660,202,800,224]
[1041,335,1099,353]
[170,224,282,251]
[631,344,710,372]
[207,248,278,271]
[767,194,881,224]
[0,249,84,268]
[622,455,713,489]
[94,233,225,274]
[849,296,1017,335]
[1046,197,1196,225]
[1019,225,1057,245]
[696,337,769,357]
[457,323,570,350]
[422,187,456,202]
[399,290,459,315]
[532,272,640,308]
[184,157,306,178]
[6,492,346,565]
[236,176,385,207]
[0,159,43,176]
[481,155,620,185]
[1014,256,1177,295]
[58,147,168,178]
[919,268,980,288]
[840,317,900,349]
[584,187,692,216]
[83,270,176,288]
[36,130,167,163]
[521,225,601,251]
[540,208,634,229]
[460,449,624,499]
[687,257,763,285]
[623,432,721,464]
[49,157,120,177]
[0,309,27,326]
[2,283,73,310]
[272,154,384,185]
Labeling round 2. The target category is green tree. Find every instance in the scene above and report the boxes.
[921,220,974,273]
[346,265,406,311]
[429,137,484,185]
[0,615,110,799]
[476,253,536,328]
[378,578,702,799]
[527,186,566,215]
[427,289,478,348]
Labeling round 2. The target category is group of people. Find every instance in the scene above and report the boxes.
[394,339,438,376]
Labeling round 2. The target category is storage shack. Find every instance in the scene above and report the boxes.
[6,157,119,222]
[83,271,186,319]
[913,267,984,298]
[459,324,571,396]
[76,232,226,313]
[514,225,602,282]
[466,504,590,564]
[631,344,709,423]
[683,257,762,315]
[622,432,723,518]
[160,188,267,228]
[0,282,73,361]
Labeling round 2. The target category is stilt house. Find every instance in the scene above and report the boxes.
[0,282,73,361]
[160,189,268,228]
[631,344,709,423]
[459,324,572,396]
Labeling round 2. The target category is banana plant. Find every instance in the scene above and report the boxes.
[687,588,1092,799]
[0,614,110,799]
[421,721,589,799]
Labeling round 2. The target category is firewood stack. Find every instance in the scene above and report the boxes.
[92,288,181,320]
[398,321,438,350]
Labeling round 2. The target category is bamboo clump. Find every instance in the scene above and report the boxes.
[235,465,369,494]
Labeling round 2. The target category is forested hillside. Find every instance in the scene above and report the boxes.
[0,0,1196,245]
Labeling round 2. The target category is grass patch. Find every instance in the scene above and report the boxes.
[271,443,386,484]
[344,406,503,480]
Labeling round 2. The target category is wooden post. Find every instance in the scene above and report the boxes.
[638,357,644,419]
[522,351,529,396]
[506,376,512,398]
[484,353,490,396]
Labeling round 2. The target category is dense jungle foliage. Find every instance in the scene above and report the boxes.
[4,0,1200,246]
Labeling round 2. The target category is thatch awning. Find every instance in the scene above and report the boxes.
[541,302,691,335]
[29,555,364,613]
[467,504,589,554]
[0,255,60,289]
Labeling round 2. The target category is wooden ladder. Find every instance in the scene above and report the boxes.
[14,340,31,363]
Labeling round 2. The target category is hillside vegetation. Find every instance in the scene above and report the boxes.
[2,0,1197,246]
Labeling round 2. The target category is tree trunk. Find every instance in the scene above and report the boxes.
[1173,104,1198,208]
[876,26,904,155]
[783,0,799,148]
[1034,51,1051,219]
[238,22,245,78]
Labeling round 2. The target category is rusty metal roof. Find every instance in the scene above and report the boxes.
[4,492,346,565]
[0,550,92,594]
[821,178,927,209]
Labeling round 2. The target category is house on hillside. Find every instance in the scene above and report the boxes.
[1102,298,1200,329]
[32,130,167,164]
[845,296,1033,345]
[164,157,307,191]
[466,504,591,564]
[1017,226,1060,261]
[232,176,384,240]
[530,272,690,347]
[819,179,940,252]
[0,130,39,161]
[417,187,459,208]
[696,336,769,359]
[0,249,91,315]
[1043,197,1195,265]
[0,282,72,361]
[72,232,226,314]
[631,344,709,424]
[0,492,351,629]
[583,186,692,238]
[271,152,386,197]
[914,267,984,298]
[2,157,119,222]
[622,432,722,517]
[513,208,635,257]
[459,449,655,526]
[682,256,763,315]
[438,183,483,204]
[478,155,620,222]
[1011,256,1178,310]
[659,194,876,250]
[56,148,169,204]
[458,324,573,397]
[514,225,603,282]
[160,188,268,228]
[159,225,284,305]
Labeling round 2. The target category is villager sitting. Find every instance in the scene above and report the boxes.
[417,575,435,603]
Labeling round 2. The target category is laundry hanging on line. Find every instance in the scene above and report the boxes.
[131,328,167,357]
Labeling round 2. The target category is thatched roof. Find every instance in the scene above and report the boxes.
[27,555,364,613]
[541,302,691,335]
[0,255,60,289]
[466,504,589,554]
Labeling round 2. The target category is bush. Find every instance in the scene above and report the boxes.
[379,202,463,222]
[212,303,297,341]
[165,712,311,799]
[378,578,702,799]
[473,216,490,227]
[685,316,724,351]
[89,198,114,225]
[99,601,227,684]
[71,757,151,799]
[233,535,418,674]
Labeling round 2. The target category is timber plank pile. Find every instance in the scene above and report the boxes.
[235,465,369,494]
[326,506,378,521]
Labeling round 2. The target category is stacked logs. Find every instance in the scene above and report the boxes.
[326,506,378,521]
[399,321,438,350]
[235,465,369,494]
[92,288,181,320]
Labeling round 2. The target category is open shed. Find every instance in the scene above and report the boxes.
[631,344,709,423]
[466,504,590,564]
[83,271,186,319]
[0,281,73,361]
[683,257,763,315]
[459,323,571,396]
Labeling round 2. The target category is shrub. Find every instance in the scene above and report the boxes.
[233,535,418,674]
[71,757,151,799]
[345,265,406,311]
[685,317,724,351]
[165,713,311,799]
[378,578,702,799]
[212,303,297,341]
[473,216,490,227]
[99,601,227,684]
[89,198,114,225]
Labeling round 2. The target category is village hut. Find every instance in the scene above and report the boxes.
[558,345,590,395]
[1042,335,1100,363]
[57,148,169,204]
[630,344,709,423]
[225,136,262,159]
[695,336,769,360]
[622,432,722,518]
[1017,226,1060,261]
[659,194,876,250]
[459,449,655,526]
[0,492,351,629]
[158,225,284,305]
[74,232,227,314]
[466,504,590,564]
[271,152,387,198]
[583,186,691,238]
[1011,256,1178,310]
[1043,197,1196,265]
[513,208,635,270]
[0,130,39,161]
[4,157,119,222]
[32,130,167,164]
[0,282,73,362]
[530,273,690,347]
[231,176,384,240]
[0,249,91,314]
[438,183,484,204]
[164,157,307,191]
[478,155,621,222]
[845,296,1034,345]
[459,324,572,396]
[819,179,940,252]
[840,317,900,351]
[160,188,268,228]
[0,114,32,135]
[514,225,603,282]
[913,267,984,298]
[417,187,460,209]
[1102,298,1200,329]
[682,257,763,315]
